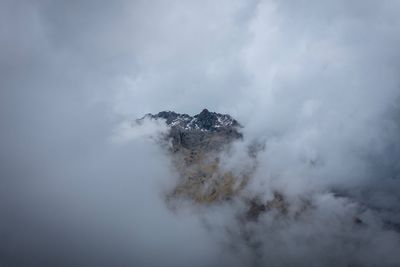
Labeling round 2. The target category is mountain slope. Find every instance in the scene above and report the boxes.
[138,109,253,203]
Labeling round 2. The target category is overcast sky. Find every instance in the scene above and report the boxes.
[1,1,400,266]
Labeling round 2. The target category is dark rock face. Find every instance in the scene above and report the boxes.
[140,109,243,151]
[195,109,216,130]
[138,109,250,203]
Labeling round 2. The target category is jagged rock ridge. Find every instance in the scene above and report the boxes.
[144,108,240,131]
[138,109,252,203]
[140,109,243,151]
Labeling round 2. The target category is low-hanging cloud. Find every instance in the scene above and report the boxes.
[1,0,400,266]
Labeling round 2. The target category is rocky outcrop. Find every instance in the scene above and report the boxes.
[139,109,243,151]
[138,109,252,203]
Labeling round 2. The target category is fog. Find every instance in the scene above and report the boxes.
[1,0,400,266]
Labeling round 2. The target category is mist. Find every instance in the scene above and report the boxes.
[1,0,400,266]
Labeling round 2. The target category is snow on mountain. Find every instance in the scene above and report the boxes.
[138,109,241,132]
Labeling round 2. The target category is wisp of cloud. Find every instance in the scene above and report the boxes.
[1,0,400,266]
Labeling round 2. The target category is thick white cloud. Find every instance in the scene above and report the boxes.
[1,0,400,266]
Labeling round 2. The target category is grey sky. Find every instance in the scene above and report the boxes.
[1,1,400,266]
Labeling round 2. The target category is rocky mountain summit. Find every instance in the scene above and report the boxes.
[139,109,243,151]
[138,109,253,203]
[145,108,241,131]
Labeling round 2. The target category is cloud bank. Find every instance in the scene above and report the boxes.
[1,0,400,266]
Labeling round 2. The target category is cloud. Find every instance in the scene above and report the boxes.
[111,117,169,144]
[1,0,400,266]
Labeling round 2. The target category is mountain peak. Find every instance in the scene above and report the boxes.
[136,109,257,205]
[142,109,241,132]
[199,108,210,115]
[138,109,242,151]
